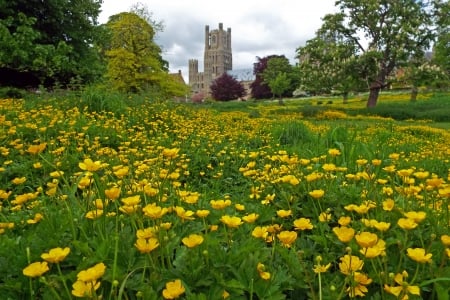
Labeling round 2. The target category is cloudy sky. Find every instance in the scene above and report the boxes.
[98,1,338,82]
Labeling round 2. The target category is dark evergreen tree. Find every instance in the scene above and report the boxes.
[0,0,104,88]
[210,73,246,101]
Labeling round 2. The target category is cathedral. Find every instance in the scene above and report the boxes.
[188,23,233,95]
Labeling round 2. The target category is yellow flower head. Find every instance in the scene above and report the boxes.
[162,279,185,299]
[210,199,232,210]
[333,226,355,243]
[72,280,101,298]
[242,213,259,223]
[277,231,297,247]
[407,248,432,264]
[339,255,364,275]
[121,195,141,207]
[220,215,243,228]
[403,211,426,223]
[79,158,102,172]
[135,238,159,253]
[338,216,352,226]
[293,218,314,230]
[441,234,450,247]
[319,212,332,223]
[27,143,47,155]
[104,187,121,200]
[76,263,106,282]
[309,189,325,199]
[252,226,269,239]
[41,247,70,263]
[277,209,292,218]
[382,199,395,211]
[182,234,204,248]
[355,232,378,248]
[23,261,49,278]
[256,262,271,280]
[196,209,210,218]
[142,203,168,219]
[328,148,341,156]
[162,148,180,159]
[397,218,418,230]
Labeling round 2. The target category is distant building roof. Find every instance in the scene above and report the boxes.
[227,68,255,81]
[169,70,186,85]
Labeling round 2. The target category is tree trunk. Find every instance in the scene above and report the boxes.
[367,87,380,108]
[278,96,284,105]
[410,86,418,102]
[342,92,349,104]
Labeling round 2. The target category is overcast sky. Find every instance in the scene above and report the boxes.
[98,1,338,82]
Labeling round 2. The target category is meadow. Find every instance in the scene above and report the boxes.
[0,91,449,299]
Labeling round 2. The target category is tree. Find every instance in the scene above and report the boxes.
[0,0,104,87]
[432,1,450,81]
[250,56,275,99]
[296,16,368,103]
[105,12,166,93]
[210,73,246,101]
[316,0,436,107]
[262,57,294,105]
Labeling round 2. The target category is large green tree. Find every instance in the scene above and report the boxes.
[313,0,436,107]
[262,57,294,105]
[296,16,368,102]
[105,12,188,96]
[0,0,104,87]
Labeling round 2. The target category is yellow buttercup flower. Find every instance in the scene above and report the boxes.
[403,211,426,223]
[162,279,185,299]
[441,234,450,247]
[182,234,204,248]
[333,226,355,243]
[41,247,70,263]
[338,216,351,226]
[347,272,372,297]
[174,206,195,221]
[293,218,314,230]
[142,203,168,219]
[23,261,49,277]
[339,255,364,275]
[360,239,386,258]
[121,195,141,206]
[72,280,101,298]
[252,226,268,239]
[355,232,378,248]
[220,215,243,228]
[319,212,332,222]
[76,263,106,282]
[27,143,47,155]
[309,189,325,199]
[277,231,297,247]
[382,199,395,211]
[210,199,232,209]
[196,209,210,218]
[407,248,432,263]
[79,158,102,172]
[162,148,180,159]
[384,271,420,298]
[256,262,271,280]
[242,213,259,223]
[135,238,159,253]
[397,218,418,230]
[12,177,26,185]
[104,187,121,200]
[276,209,292,218]
[328,148,341,156]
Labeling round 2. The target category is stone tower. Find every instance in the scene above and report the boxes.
[188,23,232,95]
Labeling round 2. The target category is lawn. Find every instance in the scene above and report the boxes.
[0,91,449,299]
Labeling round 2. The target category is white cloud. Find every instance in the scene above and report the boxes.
[98,0,338,82]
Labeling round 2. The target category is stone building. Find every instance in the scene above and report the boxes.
[189,23,232,95]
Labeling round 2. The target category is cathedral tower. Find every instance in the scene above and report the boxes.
[188,23,232,95]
